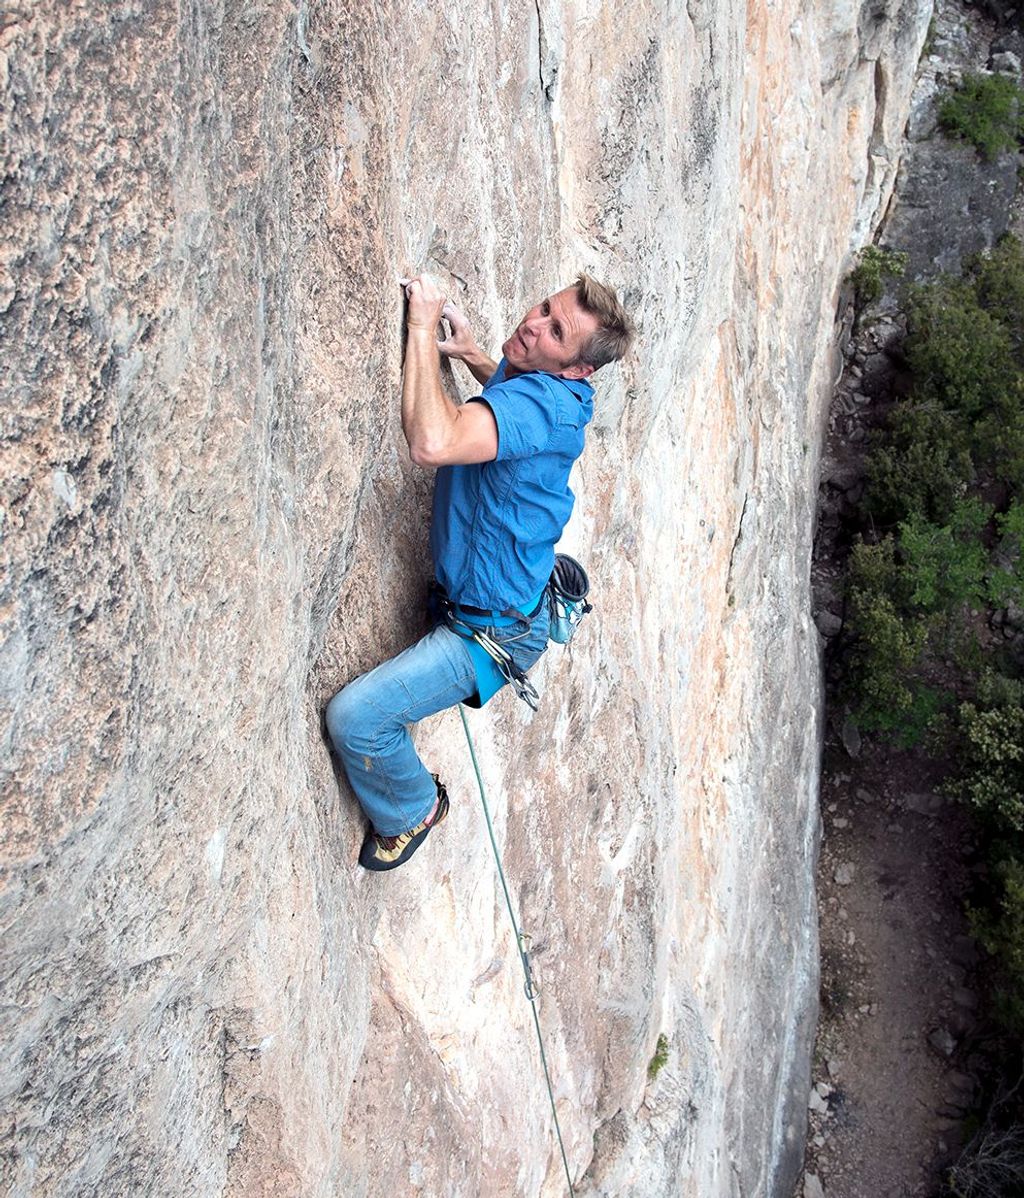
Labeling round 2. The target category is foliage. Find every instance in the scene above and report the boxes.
[938,72,1024,161]
[838,234,1024,1036]
[848,245,909,304]
[973,236,1024,355]
[899,499,991,612]
[905,280,1017,421]
[865,402,973,524]
[969,855,1024,1036]
[950,702,1024,830]
[865,241,1024,523]
[844,537,934,739]
[647,1033,669,1081]
[988,500,1024,607]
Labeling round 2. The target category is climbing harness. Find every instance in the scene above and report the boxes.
[459,705,575,1197]
[547,554,593,645]
[432,555,592,712]
[449,610,541,710]
[430,582,541,710]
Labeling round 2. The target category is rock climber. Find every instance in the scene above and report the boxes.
[325,271,635,871]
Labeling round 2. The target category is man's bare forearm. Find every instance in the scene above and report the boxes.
[402,326,459,465]
[461,346,498,387]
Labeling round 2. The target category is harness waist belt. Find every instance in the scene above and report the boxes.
[454,591,545,621]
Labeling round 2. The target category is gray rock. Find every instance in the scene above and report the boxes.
[947,1070,976,1093]
[882,105,1021,283]
[824,463,864,491]
[905,791,945,814]
[929,1027,957,1058]
[952,987,979,1010]
[834,863,856,886]
[950,935,981,967]
[815,610,844,638]
[808,1089,829,1114]
[804,1173,826,1198]
[990,50,1022,74]
[841,719,863,758]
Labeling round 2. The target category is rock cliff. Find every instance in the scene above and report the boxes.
[0,1,931,1195]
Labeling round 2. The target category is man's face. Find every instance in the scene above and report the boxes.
[502,287,599,380]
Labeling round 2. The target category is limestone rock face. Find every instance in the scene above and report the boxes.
[1,1,930,1195]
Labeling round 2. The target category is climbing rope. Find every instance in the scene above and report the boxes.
[458,704,575,1197]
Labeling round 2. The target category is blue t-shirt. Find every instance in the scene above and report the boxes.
[430,359,594,609]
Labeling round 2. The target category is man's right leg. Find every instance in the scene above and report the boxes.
[324,623,478,842]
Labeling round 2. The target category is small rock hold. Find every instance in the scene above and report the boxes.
[816,1081,833,1098]
[833,817,849,829]
[834,863,855,886]
[808,1089,829,1115]
[855,787,876,803]
[827,1058,841,1079]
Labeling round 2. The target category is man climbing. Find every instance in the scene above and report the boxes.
[325,272,634,871]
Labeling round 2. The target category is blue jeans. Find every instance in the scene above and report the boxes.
[325,606,550,836]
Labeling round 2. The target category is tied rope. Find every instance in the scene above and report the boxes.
[458,704,575,1197]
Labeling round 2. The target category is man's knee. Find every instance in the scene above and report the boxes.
[325,683,369,756]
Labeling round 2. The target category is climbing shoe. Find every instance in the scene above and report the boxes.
[358,777,450,872]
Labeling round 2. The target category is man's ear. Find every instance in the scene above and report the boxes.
[557,361,596,381]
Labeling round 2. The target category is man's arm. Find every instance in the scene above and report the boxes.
[438,300,497,387]
[401,275,499,468]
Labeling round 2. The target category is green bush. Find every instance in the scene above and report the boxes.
[969,854,1024,1035]
[939,72,1024,161]
[906,280,1018,420]
[647,1033,669,1081]
[845,537,934,738]
[899,499,991,612]
[951,701,1024,830]
[865,402,974,525]
[988,500,1024,607]
[848,245,909,304]
[972,236,1024,355]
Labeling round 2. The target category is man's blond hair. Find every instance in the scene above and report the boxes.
[574,274,636,371]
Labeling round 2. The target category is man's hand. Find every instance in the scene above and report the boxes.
[400,273,446,331]
[437,300,477,362]
[399,273,497,386]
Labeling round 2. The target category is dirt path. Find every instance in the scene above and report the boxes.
[796,735,983,1198]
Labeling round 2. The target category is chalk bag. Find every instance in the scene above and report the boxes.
[547,554,593,645]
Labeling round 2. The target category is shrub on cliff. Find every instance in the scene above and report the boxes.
[864,238,1024,523]
[939,72,1024,161]
[848,245,908,304]
[845,536,935,740]
[866,403,974,524]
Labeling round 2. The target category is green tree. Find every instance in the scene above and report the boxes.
[939,72,1024,161]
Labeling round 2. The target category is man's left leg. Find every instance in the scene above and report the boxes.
[324,623,478,870]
